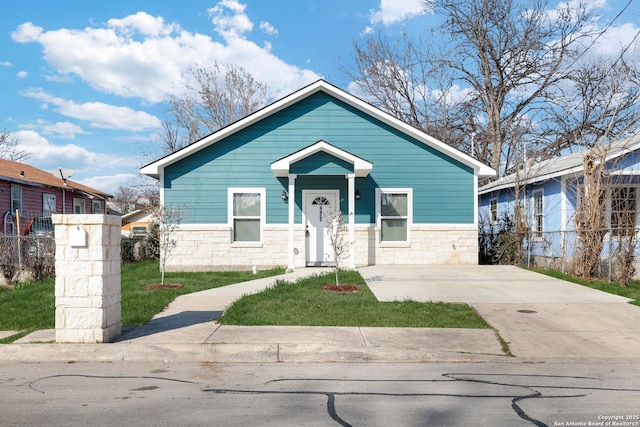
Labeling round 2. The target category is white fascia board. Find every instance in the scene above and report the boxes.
[321,84,496,179]
[140,81,330,178]
[140,80,495,179]
[271,140,373,177]
[478,166,584,195]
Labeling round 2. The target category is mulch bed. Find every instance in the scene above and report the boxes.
[144,284,184,290]
[321,284,361,293]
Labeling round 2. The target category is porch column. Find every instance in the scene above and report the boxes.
[347,174,356,269]
[287,174,297,272]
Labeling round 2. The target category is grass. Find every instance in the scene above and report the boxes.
[0,260,284,343]
[532,268,640,307]
[219,270,490,328]
[120,261,284,325]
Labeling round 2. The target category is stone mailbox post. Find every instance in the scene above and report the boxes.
[53,214,121,343]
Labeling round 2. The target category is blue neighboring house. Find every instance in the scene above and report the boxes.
[141,80,495,272]
[478,134,640,269]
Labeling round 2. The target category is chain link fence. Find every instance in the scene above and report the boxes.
[1,211,55,284]
[480,225,640,282]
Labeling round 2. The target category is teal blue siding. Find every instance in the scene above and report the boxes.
[164,92,474,224]
[290,151,354,175]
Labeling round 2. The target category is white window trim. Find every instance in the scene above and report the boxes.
[10,185,23,214]
[375,188,412,246]
[576,183,640,238]
[531,189,544,241]
[91,199,102,214]
[73,197,86,214]
[489,197,498,225]
[43,193,56,217]
[228,187,266,246]
[609,184,639,237]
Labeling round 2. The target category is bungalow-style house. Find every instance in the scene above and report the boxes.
[0,159,111,235]
[121,208,154,238]
[478,133,640,270]
[141,80,495,271]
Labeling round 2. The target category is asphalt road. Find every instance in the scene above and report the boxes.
[1,361,639,426]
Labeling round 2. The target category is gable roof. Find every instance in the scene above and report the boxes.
[271,140,373,177]
[141,79,495,179]
[479,133,640,195]
[0,159,111,200]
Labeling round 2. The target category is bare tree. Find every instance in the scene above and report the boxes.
[168,62,268,146]
[150,204,186,286]
[0,126,28,162]
[347,0,597,175]
[111,185,140,215]
[325,208,351,287]
[141,61,268,170]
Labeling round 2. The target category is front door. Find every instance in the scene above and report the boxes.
[304,190,338,266]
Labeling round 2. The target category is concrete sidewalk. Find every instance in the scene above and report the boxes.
[0,267,506,363]
[2,265,639,362]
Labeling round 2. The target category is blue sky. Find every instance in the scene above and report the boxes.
[1,0,638,195]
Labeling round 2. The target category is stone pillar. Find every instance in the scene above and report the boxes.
[53,214,121,343]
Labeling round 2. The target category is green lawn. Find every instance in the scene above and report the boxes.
[533,268,640,307]
[0,261,283,343]
[219,270,489,328]
[1,262,489,344]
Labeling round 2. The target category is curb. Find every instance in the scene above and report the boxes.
[0,342,509,364]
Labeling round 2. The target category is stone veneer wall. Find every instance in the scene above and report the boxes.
[165,223,478,270]
[53,214,121,343]
[353,224,479,265]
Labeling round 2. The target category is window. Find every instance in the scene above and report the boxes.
[376,188,412,242]
[92,200,102,214]
[490,198,498,225]
[611,186,637,236]
[229,188,265,242]
[73,198,86,214]
[10,185,23,214]
[531,190,543,239]
[43,193,56,217]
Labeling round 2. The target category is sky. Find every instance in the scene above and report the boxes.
[0,0,638,196]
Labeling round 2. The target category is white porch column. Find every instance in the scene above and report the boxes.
[347,174,356,269]
[287,174,297,272]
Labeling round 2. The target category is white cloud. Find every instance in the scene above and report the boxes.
[35,120,89,139]
[208,0,253,38]
[17,71,28,78]
[21,88,161,131]
[80,173,139,195]
[259,21,278,36]
[369,0,430,26]
[11,3,320,104]
[13,130,132,191]
[1,61,12,67]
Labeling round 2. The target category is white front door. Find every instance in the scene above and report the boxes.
[304,190,338,266]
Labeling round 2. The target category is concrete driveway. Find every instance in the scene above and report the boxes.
[359,265,640,358]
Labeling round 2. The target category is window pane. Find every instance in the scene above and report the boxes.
[381,193,407,216]
[381,219,407,241]
[234,219,260,241]
[11,186,22,213]
[233,193,261,217]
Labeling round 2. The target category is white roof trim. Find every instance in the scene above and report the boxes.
[479,134,640,195]
[140,80,496,179]
[271,140,373,177]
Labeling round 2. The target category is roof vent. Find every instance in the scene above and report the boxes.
[19,171,25,177]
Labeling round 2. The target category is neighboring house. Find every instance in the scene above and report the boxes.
[141,80,495,271]
[0,159,112,235]
[478,134,640,269]
[121,209,154,238]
